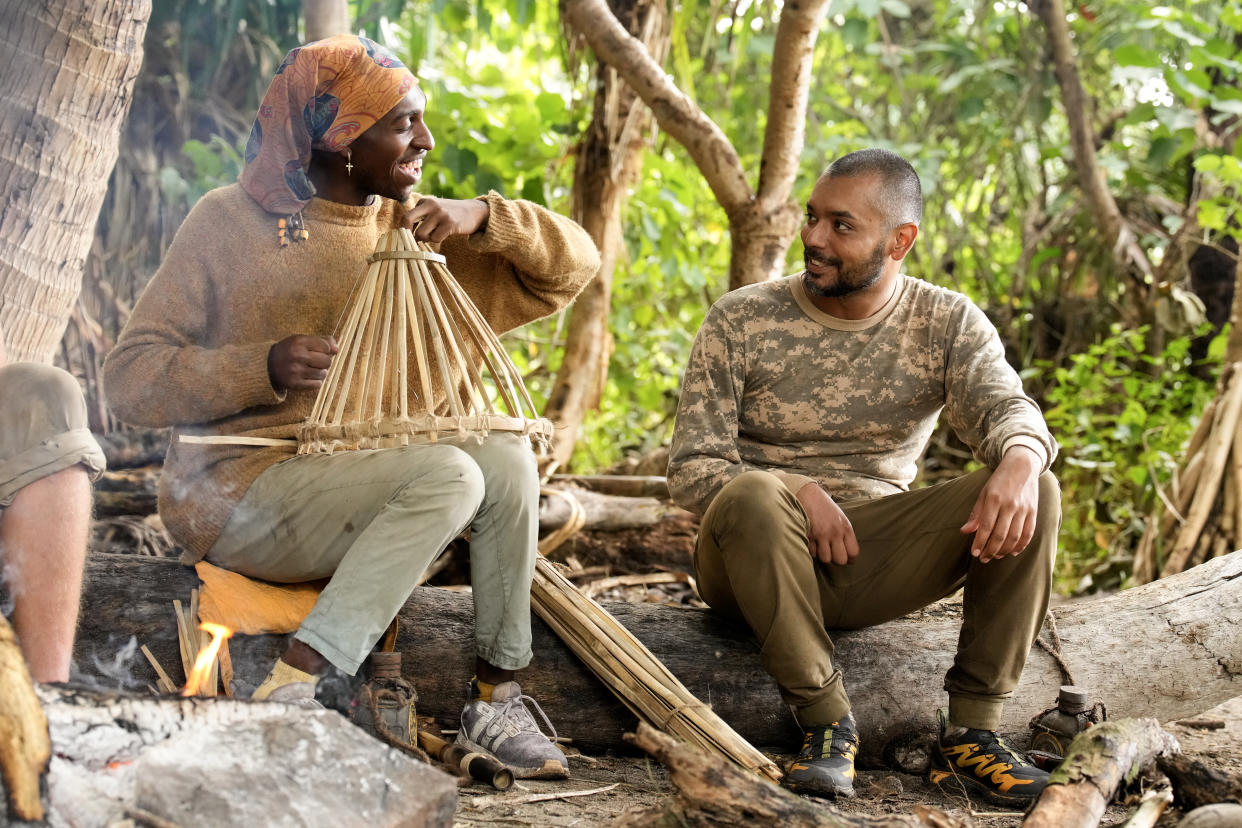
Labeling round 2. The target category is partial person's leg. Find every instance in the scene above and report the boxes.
[207,443,485,677]
[694,470,847,727]
[834,468,1059,730]
[0,363,105,683]
[695,470,861,798]
[451,433,539,674]
[1,468,91,682]
[449,433,568,779]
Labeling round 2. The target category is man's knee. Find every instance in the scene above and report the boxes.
[1036,470,1061,525]
[399,444,486,521]
[705,471,805,556]
[0,363,89,431]
[469,434,538,503]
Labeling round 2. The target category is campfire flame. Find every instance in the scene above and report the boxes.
[182,622,234,696]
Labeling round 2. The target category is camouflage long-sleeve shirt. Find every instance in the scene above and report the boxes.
[667,274,1057,516]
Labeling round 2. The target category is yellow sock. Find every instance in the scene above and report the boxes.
[474,677,496,703]
[252,659,317,701]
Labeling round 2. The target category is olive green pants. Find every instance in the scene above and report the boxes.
[693,468,1059,731]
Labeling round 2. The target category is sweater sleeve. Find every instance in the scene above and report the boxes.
[103,198,284,428]
[667,305,765,515]
[942,300,1057,472]
[439,192,600,332]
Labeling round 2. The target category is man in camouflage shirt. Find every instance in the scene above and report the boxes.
[667,149,1060,808]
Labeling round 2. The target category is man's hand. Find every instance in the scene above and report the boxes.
[795,482,860,566]
[961,447,1041,563]
[267,335,338,392]
[401,197,489,243]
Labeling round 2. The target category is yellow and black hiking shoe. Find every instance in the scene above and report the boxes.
[929,711,1049,808]
[783,713,858,799]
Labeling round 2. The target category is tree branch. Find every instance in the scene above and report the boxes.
[1034,0,1153,279]
[756,0,832,204]
[561,0,753,213]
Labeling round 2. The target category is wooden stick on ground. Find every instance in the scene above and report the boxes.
[1023,718,1179,828]
[0,614,49,822]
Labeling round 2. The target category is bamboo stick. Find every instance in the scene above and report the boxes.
[140,644,178,693]
[1163,364,1242,576]
[172,599,192,680]
[530,555,783,783]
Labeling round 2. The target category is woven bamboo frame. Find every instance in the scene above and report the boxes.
[297,229,553,454]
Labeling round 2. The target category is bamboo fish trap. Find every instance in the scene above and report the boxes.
[297,228,553,455]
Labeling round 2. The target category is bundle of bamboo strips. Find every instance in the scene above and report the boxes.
[532,492,782,783]
[1134,361,1242,582]
[298,228,552,454]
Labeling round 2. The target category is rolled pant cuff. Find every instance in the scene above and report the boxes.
[475,643,532,673]
[947,695,1005,731]
[294,627,365,676]
[790,690,852,729]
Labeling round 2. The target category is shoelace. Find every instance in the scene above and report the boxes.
[461,692,560,745]
[494,693,559,744]
[800,723,857,760]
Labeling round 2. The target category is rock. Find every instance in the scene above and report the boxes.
[17,686,456,828]
[1179,803,1242,828]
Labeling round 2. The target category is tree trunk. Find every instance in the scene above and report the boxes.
[302,0,350,42]
[73,550,1242,765]
[543,0,668,467]
[0,0,151,364]
[560,0,829,291]
[1033,0,1152,285]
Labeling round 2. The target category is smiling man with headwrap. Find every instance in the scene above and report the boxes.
[105,35,599,779]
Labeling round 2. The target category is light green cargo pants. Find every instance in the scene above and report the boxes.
[0,363,105,506]
[693,468,1059,731]
[206,433,538,675]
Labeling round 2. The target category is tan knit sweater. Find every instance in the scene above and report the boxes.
[104,184,599,562]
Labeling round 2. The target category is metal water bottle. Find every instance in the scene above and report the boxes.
[1030,685,1094,759]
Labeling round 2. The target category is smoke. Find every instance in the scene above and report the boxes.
[69,635,145,691]
[0,550,20,616]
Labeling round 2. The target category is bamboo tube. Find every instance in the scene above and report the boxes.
[1163,364,1242,576]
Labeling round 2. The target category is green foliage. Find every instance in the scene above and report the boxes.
[1041,326,1222,593]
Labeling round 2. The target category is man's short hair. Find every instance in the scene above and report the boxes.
[823,149,923,228]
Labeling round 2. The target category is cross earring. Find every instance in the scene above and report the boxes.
[345,151,353,175]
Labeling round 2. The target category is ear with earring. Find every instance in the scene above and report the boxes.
[344,148,353,176]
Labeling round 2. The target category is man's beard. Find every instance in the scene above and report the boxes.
[802,240,887,299]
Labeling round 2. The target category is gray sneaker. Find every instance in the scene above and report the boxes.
[262,682,324,710]
[456,681,568,779]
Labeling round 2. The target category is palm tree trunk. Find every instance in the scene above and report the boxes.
[0,0,151,365]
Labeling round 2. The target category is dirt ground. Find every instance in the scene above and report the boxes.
[441,696,1242,827]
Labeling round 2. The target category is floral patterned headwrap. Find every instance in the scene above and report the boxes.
[239,35,417,215]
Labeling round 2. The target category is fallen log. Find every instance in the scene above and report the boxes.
[1157,753,1242,810]
[94,427,169,470]
[1023,718,1179,828]
[613,722,968,828]
[88,471,689,536]
[549,474,671,499]
[72,550,1242,765]
[539,485,690,533]
[94,467,160,517]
